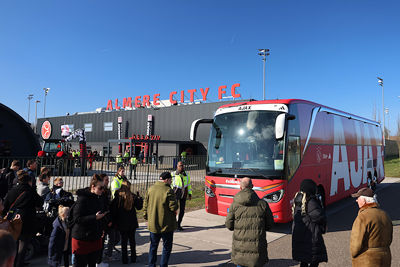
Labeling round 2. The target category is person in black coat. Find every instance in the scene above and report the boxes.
[292,179,327,267]
[48,205,71,267]
[2,170,43,267]
[70,174,107,267]
[110,180,143,264]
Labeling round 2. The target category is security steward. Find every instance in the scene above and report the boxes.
[111,166,127,198]
[116,153,123,168]
[171,161,192,231]
[129,155,138,180]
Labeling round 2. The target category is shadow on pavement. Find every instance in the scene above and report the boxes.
[220,258,298,267]
[140,248,231,265]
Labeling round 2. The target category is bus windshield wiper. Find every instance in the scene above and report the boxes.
[238,168,271,179]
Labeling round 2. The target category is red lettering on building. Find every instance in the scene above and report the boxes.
[123,97,132,109]
[106,100,113,110]
[218,85,227,100]
[200,87,209,101]
[188,89,196,102]
[142,95,151,107]
[105,83,242,110]
[169,91,177,105]
[231,83,241,98]
[153,93,160,106]
[115,98,121,110]
[134,96,141,108]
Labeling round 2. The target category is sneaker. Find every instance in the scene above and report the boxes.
[96,262,109,267]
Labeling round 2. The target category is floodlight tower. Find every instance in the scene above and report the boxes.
[258,49,270,100]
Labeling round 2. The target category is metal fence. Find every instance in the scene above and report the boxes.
[0,155,207,196]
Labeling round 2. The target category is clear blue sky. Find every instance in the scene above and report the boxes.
[1,0,399,134]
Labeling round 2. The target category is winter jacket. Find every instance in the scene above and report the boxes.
[110,190,143,231]
[2,183,43,238]
[23,167,37,189]
[292,193,328,264]
[143,181,178,233]
[225,188,274,267]
[70,188,105,241]
[37,181,50,198]
[350,203,392,267]
[48,217,71,266]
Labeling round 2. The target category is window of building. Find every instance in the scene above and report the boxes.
[104,122,113,131]
[84,123,92,132]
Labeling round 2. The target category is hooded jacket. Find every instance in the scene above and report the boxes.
[292,192,327,264]
[70,188,105,241]
[350,203,392,267]
[225,188,274,267]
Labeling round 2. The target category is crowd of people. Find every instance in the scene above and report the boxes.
[0,158,394,267]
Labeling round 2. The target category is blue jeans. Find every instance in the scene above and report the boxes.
[148,231,174,267]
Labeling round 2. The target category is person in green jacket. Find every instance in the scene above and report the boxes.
[143,172,178,267]
[129,156,138,180]
[226,177,274,267]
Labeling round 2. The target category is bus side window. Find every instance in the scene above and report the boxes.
[287,135,301,180]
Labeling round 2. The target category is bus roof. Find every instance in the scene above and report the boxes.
[217,99,380,125]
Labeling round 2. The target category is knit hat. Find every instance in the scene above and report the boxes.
[300,179,317,195]
[160,172,172,180]
[351,187,374,198]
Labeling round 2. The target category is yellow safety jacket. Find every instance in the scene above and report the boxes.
[130,157,138,165]
[171,171,192,199]
[116,155,123,163]
[111,175,124,198]
[123,152,130,158]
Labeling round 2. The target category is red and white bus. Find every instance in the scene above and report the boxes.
[190,99,384,223]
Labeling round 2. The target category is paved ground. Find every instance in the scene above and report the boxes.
[30,177,400,266]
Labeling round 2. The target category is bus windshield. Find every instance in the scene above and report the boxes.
[207,110,285,178]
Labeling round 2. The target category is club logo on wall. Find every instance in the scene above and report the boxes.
[41,121,52,139]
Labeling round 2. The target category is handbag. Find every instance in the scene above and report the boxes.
[5,191,25,221]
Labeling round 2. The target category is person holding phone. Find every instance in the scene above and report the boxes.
[70,174,108,267]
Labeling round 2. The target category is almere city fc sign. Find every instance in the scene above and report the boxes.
[106,83,241,111]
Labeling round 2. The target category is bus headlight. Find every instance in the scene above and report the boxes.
[263,189,284,203]
[205,186,215,197]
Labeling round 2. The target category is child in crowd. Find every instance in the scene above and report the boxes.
[48,205,71,267]
[110,180,143,264]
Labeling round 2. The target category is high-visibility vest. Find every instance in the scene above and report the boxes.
[171,171,192,195]
[116,155,123,163]
[77,151,81,157]
[111,175,124,198]
[181,151,187,158]
[130,157,138,165]
[123,152,130,158]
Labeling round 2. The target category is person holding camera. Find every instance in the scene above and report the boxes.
[69,174,108,267]
[2,170,43,267]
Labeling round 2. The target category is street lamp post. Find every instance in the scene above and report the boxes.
[385,108,389,140]
[43,88,50,117]
[258,49,270,100]
[377,77,384,139]
[35,100,40,133]
[27,94,33,123]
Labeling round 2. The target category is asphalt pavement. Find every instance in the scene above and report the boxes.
[30,177,400,267]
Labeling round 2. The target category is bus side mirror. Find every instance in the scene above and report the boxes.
[275,113,295,140]
[275,114,286,140]
[190,119,213,141]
